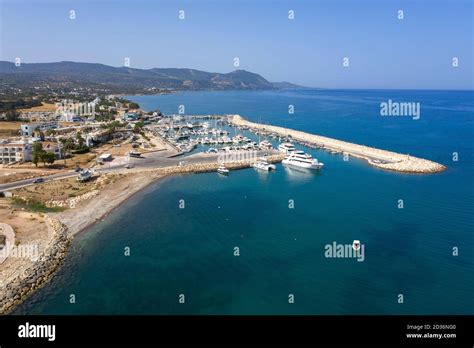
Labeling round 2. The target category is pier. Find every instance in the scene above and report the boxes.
[228,115,446,174]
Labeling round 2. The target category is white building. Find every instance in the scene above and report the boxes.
[0,140,33,164]
[0,139,61,164]
[98,153,112,161]
[20,123,40,137]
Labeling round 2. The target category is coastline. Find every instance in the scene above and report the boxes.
[0,113,448,314]
[229,115,447,174]
[0,217,70,314]
[0,171,167,314]
[0,154,284,314]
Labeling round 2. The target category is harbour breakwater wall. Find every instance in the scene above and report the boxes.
[0,217,71,315]
[123,154,286,176]
[228,115,446,174]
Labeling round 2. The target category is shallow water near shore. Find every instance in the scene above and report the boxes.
[15,89,474,314]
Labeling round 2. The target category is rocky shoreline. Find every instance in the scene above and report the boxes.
[0,217,71,315]
[229,114,447,174]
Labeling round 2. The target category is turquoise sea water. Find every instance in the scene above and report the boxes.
[15,89,474,314]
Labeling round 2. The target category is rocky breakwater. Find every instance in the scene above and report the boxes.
[229,115,446,174]
[123,154,286,176]
[0,216,71,314]
[45,189,100,209]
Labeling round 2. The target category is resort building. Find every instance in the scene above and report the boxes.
[85,129,111,147]
[60,112,82,122]
[20,123,40,137]
[20,123,58,137]
[0,140,33,164]
[0,139,61,164]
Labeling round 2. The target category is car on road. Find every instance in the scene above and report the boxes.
[124,164,134,169]
[33,178,44,183]
[74,167,82,172]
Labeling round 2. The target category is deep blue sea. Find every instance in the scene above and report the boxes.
[16,89,474,314]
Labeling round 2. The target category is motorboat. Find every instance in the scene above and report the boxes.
[252,158,276,171]
[282,151,324,170]
[217,165,229,175]
[278,142,296,154]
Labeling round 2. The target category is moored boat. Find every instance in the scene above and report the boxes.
[252,158,276,171]
[282,151,324,170]
[217,165,229,175]
[278,142,296,154]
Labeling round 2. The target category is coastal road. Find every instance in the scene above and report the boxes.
[0,171,80,192]
[0,149,275,192]
[0,150,177,192]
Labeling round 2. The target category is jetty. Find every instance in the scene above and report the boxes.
[228,115,446,174]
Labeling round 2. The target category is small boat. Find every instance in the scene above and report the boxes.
[352,240,361,251]
[217,165,229,175]
[253,158,276,171]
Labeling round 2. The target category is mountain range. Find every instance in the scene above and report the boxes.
[0,61,303,93]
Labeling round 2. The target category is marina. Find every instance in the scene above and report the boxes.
[228,115,447,174]
[130,111,447,177]
[138,110,446,175]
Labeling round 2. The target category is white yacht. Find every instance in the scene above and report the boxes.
[252,158,276,171]
[282,151,324,170]
[217,165,229,175]
[278,142,296,154]
[259,140,273,150]
[222,136,232,144]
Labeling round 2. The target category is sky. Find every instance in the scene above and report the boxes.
[0,0,472,89]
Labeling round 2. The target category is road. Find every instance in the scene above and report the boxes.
[0,149,276,192]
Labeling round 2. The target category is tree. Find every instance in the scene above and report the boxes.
[128,102,140,109]
[32,142,43,167]
[133,121,145,134]
[60,137,75,160]
[45,129,57,137]
[44,152,55,166]
[65,138,75,154]
[76,132,85,149]
[40,152,47,167]
[5,110,19,121]
[59,141,67,165]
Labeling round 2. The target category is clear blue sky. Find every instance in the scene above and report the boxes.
[0,0,472,89]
